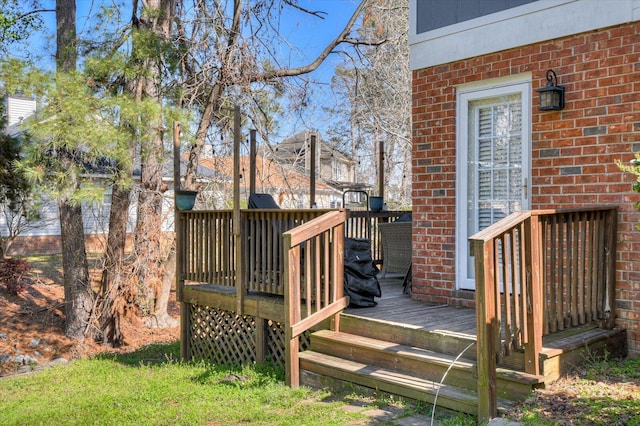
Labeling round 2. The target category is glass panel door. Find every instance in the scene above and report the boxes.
[456,81,530,290]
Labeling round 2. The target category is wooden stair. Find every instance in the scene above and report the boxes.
[299,314,545,416]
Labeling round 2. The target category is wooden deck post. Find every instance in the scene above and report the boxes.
[378,140,384,200]
[173,114,191,359]
[176,211,190,360]
[604,208,618,329]
[283,234,301,387]
[524,216,543,375]
[472,239,498,422]
[180,301,191,360]
[255,317,267,363]
[249,129,256,196]
[233,105,245,314]
[333,222,345,332]
[310,133,316,208]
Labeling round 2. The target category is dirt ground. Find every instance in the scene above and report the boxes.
[0,263,179,377]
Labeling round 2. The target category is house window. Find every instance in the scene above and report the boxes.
[332,160,343,181]
[455,77,531,290]
[474,98,523,230]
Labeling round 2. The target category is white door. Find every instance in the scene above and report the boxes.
[456,80,531,290]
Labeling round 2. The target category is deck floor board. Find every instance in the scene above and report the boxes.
[344,277,478,336]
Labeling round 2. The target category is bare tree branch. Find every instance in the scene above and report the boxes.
[281,0,327,19]
[255,0,370,81]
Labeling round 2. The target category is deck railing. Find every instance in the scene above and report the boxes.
[177,209,406,298]
[177,210,235,290]
[241,209,332,295]
[346,210,407,263]
[282,210,350,386]
[469,206,618,420]
[177,209,330,297]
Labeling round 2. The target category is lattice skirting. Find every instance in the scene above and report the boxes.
[188,303,310,366]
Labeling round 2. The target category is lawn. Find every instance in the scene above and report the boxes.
[0,341,477,425]
[2,255,638,425]
[2,254,476,425]
[0,342,369,425]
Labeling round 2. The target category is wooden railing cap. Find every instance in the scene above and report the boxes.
[469,206,619,243]
[284,210,347,247]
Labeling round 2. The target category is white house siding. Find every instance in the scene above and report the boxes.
[5,96,36,127]
[4,188,181,255]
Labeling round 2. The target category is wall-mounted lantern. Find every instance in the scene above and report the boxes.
[537,69,565,111]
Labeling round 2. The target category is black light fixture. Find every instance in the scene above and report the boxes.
[537,69,565,111]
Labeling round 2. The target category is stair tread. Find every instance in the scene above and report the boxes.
[300,350,477,401]
[314,329,544,385]
[315,329,474,366]
[300,350,516,412]
[540,326,626,358]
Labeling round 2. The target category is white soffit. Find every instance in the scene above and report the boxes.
[409,0,640,71]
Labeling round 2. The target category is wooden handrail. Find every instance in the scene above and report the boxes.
[471,206,617,242]
[283,210,349,387]
[470,206,618,421]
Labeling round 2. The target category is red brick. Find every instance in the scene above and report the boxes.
[412,21,640,354]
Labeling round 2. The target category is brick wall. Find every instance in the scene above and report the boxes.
[412,22,640,354]
[7,234,136,255]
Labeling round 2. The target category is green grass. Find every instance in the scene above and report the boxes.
[0,341,479,425]
[10,255,475,425]
[0,342,368,426]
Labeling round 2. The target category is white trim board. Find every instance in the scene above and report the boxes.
[410,0,640,70]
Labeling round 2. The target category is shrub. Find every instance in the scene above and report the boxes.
[0,257,33,295]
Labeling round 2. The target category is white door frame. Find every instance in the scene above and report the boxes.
[455,76,532,291]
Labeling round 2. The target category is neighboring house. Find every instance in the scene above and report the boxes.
[1,96,149,255]
[197,154,343,209]
[4,95,36,134]
[2,99,350,254]
[262,131,359,197]
[409,0,640,355]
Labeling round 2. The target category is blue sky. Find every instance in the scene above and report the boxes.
[19,0,362,138]
[28,0,361,77]
[277,0,361,80]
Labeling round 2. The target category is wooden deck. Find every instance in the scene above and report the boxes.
[178,206,624,420]
[345,276,477,336]
[341,275,627,378]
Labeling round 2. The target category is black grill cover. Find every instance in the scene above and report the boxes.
[344,238,381,308]
[248,193,280,209]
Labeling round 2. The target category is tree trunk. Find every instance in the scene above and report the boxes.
[134,149,166,314]
[59,201,93,338]
[132,0,176,325]
[144,248,178,328]
[56,0,93,339]
[97,185,132,346]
